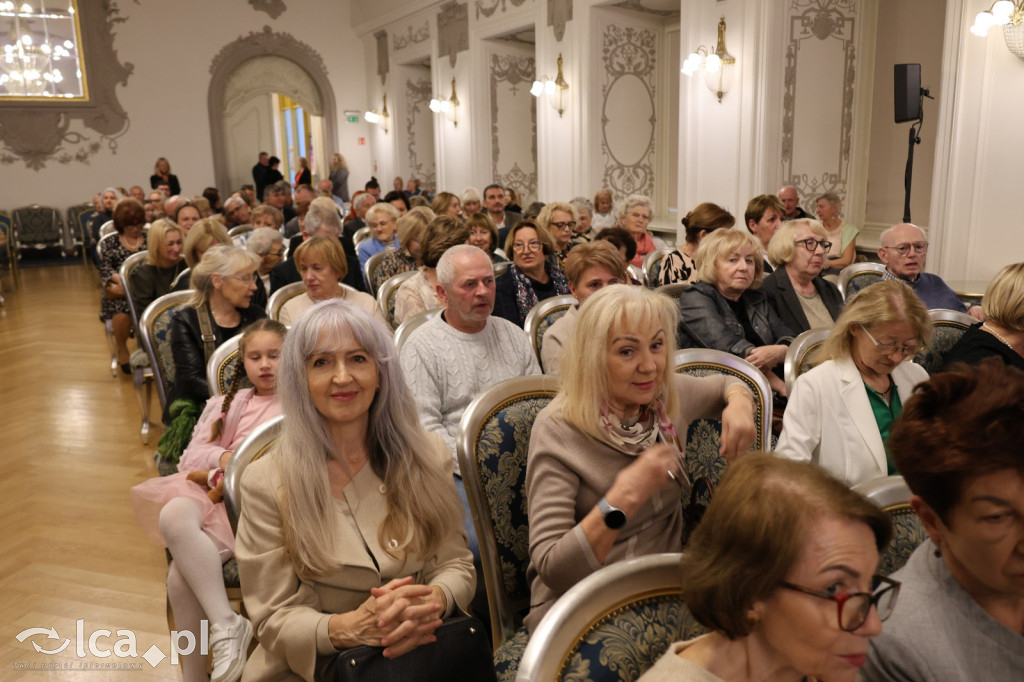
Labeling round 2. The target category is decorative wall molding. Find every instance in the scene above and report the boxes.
[437,1,469,68]
[208,26,338,193]
[475,0,529,20]
[0,2,133,169]
[548,0,572,42]
[489,52,537,200]
[600,24,657,199]
[611,1,679,18]
[222,56,321,116]
[781,0,858,210]
[405,76,436,188]
[249,0,286,19]
[393,22,430,51]
[375,31,389,86]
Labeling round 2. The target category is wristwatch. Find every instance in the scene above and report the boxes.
[597,497,627,529]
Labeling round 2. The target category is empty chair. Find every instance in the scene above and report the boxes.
[12,204,64,259]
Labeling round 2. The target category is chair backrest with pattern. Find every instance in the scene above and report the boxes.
[914,308,975,374]
[643,246,674,286]
[516,553,708,682]
[13,205,63,247]
[393,307,443,354]
[377,269,418,330]
[224,414,284,533]
[654,281,691,301]
[267,281,306,322]
[627,264,647,287]
[837,262,886,299]
[852,475,928,576]
[207,332,251,397]
[784,328,831,395]
[120,250,149,330]
[457,375,561,649]
[363,249,391,296]
[523,294,576,371]
[139,290,193,411]
[67,204,94,243]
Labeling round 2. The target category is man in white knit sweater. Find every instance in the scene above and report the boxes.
[400,245,540,555]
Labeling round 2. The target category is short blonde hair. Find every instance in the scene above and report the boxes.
[145,219,182,266]
[183,218,231,268]
[251,204,284,229]
[563,240,627,286]
[983,263,1024,331]
[396,208,433,252]
[536,201,579,234]
[293,235,348,279]
[695,229,765,289]
[819,280,932,363]
[188,245,260,308]
[554,285,678,441]
[767,219,827,266]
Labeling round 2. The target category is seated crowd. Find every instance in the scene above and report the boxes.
[97,163,1023,681]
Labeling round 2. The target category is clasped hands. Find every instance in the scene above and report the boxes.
[328,576,447,659]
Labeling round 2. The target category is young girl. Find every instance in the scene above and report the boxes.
[131,319,286,682]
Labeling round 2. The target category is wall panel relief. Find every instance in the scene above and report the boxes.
[393,22,430,51]
[405,74,436,188]
[489,52,537,201]
[782,0,858,211]
[600,24,657,199]
[475,0,530,20]
[375,31,389,85]
[437,1,469,68]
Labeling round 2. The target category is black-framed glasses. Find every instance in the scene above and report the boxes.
[860,325,919,358]
[794,238,832,252]
[550,220,577,231]
[781,574,900,632]
[883,241,928,256]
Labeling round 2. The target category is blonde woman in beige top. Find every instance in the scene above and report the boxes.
[525,285,757,630]
[279,236,385,327]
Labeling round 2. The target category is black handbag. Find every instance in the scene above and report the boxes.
[329,615,497,682]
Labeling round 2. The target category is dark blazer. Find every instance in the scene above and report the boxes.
[679,281,795,357]
[762,266,844,335]
[496,211,525,249]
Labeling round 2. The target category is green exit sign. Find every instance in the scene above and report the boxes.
[347,115,359,123]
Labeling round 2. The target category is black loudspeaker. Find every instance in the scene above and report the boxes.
[894,63,922,123]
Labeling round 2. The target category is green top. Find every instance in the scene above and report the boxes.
[864,380,903,475]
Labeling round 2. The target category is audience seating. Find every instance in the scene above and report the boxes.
[377,269,417,330]
[0,209,18,290]
[363,249,390,295]
[352,226,372,249]
[66,203,94,266]
[224,414,284,533]
[523,294,576,372]
[12,204,65,259]
[227,224,253,239]
[171,267,190,290]
[393,307,443,354]
[207,332,246,397]
[627,264,647,287]
[456,374,559,674]
[783,328,830,395]
[139,290,193,419]
[96,232,124,377]
[120,251,156,443]
[266,282,305,321]
[836,262,885,299]
[643,246,674,286]
[516,553,707,682]
[494,261,510,278]
[852,475,928,576]
[97,220,115,241]
[653,281,690,300]
[914,308,976,374]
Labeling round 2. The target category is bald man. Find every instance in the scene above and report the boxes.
[778,185,810,221]
[878,223,984,320]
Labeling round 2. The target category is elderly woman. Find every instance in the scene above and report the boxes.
[357,203,401,271]
[394,217,470,325]
[942,262,1024,371]
[465,212,506,263]
[816,192,859,269]
[235,300,475,681]
[99,198,148,373]
[775,280,932,485]
[541,240,626,375]
[762,219,845,334]
[494,219,571,328]
[525,285,757,630]
[592,188,616,231]
[252,204,285,233]
[659,202,735,285]
[460,187,482,216]
[537,201,579,271]
[863,360,1024,680]
[569,197,594,242]
[150,156,181,197]
[279,236,384,327]
[246,227,286,297]
[431,191,461,219]
[170,246,265,408]
[174,200,202,235]
[371,207,434,293]
[130,219,185,315]
[680,229,795,395]
[641,454,896,682]
[618,194,665,267]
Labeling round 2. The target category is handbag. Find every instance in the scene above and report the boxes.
[329,616,496,682]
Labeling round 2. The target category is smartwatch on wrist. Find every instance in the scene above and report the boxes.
[597,497,627,529]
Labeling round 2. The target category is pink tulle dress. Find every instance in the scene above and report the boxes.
[131,388,281,556]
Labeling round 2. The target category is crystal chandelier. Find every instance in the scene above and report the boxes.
[0,1,84,98]
[970,1,1024,59]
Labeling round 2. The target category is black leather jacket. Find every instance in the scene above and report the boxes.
[679,281,794,357]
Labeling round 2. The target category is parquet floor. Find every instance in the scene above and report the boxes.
[0,264,183,680]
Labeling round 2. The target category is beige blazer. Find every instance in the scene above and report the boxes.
[235,435,475,681]
[775,355,928,485]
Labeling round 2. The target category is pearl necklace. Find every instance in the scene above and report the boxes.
[982,323,1017,351]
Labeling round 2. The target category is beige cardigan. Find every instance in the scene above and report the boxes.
[235,436,475,681]
[524,373,743,630]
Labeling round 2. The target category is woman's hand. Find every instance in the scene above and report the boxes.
[218,451,233,470]
[605,444,680,516]
[745,344,787,371]
[371,578,446,658]
[720,389,757,462]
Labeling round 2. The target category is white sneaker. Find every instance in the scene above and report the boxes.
[209,613,253,682]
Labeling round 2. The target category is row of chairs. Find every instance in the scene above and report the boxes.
[0,204,96,287]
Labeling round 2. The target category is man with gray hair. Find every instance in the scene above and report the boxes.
[778,185,810,220]
[400,245,539,557]
[343,191,377,244]
[268,198,365,293]
[223,194,251,229]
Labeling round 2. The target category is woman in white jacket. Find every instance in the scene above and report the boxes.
[775,280,932,485]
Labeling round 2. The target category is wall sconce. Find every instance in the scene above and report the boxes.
[531,53,570,118]
[681,16,736,103]
[363,94,390,133]
[429,78,460,127]
[970,1,1024,59]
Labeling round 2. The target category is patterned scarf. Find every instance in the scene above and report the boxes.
[509,261,570,325]
[600,399,686,466]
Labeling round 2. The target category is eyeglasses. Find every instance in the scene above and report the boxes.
[512,240,542,253]
[883,242,928,256]
[860,325,919,358]
[228,273,256,284]
[550,221,577,231]
[781,575,900,632]
[628,211,651,222]
[794,238,832,252]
